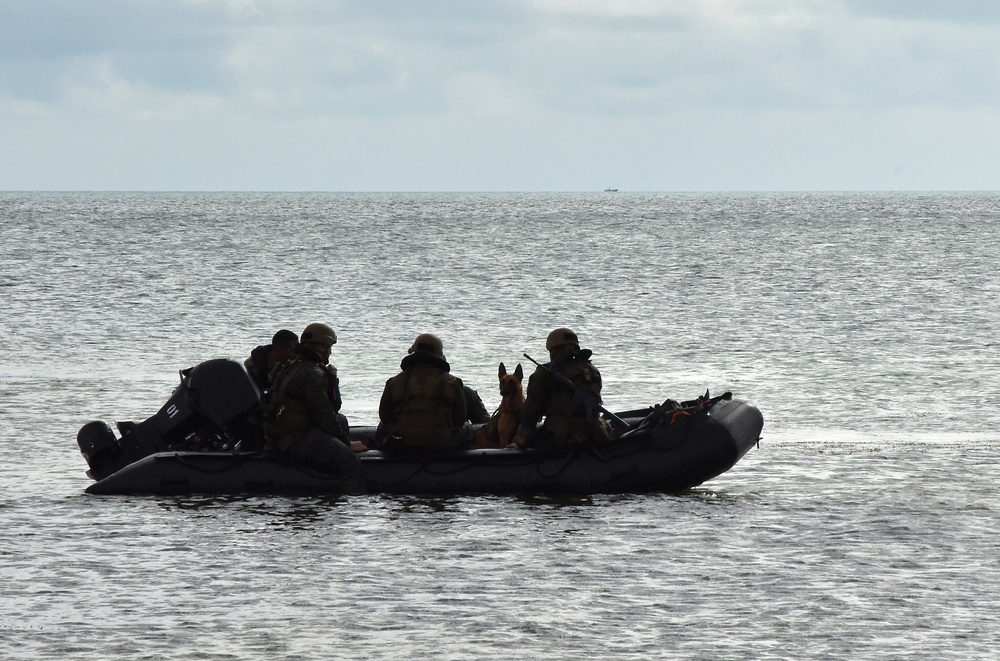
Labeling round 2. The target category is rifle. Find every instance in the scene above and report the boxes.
[523,352,631,434]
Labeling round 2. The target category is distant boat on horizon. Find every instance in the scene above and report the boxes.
[604,188,619,192]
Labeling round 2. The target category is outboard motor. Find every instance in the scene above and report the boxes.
[77,359,263,482]
[77,420,124,481]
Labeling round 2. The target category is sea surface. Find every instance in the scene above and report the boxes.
[1,191,999,660]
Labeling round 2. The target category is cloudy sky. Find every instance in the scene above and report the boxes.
[2,0,998,191]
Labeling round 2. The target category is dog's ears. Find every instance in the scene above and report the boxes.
[500,362,523,380]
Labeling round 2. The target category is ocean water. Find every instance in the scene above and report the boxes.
[2,191,999,659]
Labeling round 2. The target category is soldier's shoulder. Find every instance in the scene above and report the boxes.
[285,359,323,382]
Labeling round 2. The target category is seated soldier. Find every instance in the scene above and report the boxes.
[244,329,299,392]
[512,327,611,450]
[463,385,490,425]
[265,323,365,493]
[376,333,468,453]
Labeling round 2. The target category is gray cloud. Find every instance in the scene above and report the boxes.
[0,1,237,101]
[843,0,1000,23]
[4,1,999,115]
[2,0,999,190]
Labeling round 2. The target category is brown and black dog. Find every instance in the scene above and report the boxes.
[471,362,524,449]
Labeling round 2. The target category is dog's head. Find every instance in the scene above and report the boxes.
[498,362,524,397]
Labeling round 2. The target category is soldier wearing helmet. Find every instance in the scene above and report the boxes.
[265,322,365,493]
[376,333,469,452]
[512,327,611,450]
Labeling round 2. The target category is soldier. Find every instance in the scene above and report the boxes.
[265,323,365,493]
[512,327,611,450]
[376,333,469,452]
[244,329,299,392]
[463,385,490,425]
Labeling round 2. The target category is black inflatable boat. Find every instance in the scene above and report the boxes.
[77,359,763,496]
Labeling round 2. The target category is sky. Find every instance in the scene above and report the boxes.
[1,0,999,192]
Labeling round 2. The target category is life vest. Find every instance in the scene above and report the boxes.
[541,359,609,445]
[264,360,311,444]
[546,360,602,417]
[387,366,461,449]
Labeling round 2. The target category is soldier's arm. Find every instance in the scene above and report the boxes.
[325,365,343,413]
[465,386,490,424]
[452,378,468,430]
[516,368,549,442]
[301,368,342,437]
[378,377,395,424]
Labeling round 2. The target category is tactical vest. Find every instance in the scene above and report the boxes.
[542,360,609,444]
[264,360,311,444]
[388,367,460,449]
[547,361,602,415]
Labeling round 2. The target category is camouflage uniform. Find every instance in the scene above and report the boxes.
[244,329,299,392]
[378,352,468,452]
[463,385,490,425]
[518,351,611,448]
[265,348,364,493]
[243,345,274,392]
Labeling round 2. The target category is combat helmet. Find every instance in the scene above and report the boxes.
[546,327,580,352]
[300,323,337,347]
[408,333,445,359]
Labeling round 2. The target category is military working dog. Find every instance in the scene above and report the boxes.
[471,362,524,449]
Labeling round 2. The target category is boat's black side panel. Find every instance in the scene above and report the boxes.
[79,357,764,496]
[360,401,750,494]
[86,452,344,495]
[85,398,764,496]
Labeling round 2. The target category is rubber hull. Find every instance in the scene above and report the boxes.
[85,398,762,496]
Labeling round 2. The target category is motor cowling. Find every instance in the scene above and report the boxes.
[177,359,261,436]
[77,421,122,480]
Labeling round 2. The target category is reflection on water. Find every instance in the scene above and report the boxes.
[4,447,1000,659]
[513,493,597,508]
[382,495,464,514]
